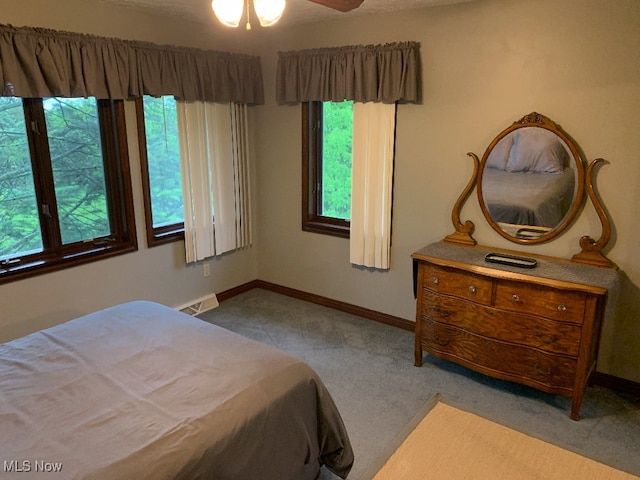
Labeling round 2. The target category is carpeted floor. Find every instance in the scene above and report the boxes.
[199,288,640,479]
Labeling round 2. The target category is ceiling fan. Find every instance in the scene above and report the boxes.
[212,0,364,29]
[308,0,364,12]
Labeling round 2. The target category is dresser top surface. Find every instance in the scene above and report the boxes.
[413,241,618,294]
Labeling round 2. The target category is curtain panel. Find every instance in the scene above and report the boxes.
[349,102,397,270]
[276,41,420,105]
[178,102,252,264]
[0,24,264,104]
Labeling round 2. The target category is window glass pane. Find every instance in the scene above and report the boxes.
[0,98,44,260]
[322,101,353,220]
[44,98,110,244]
[143,96,184,227]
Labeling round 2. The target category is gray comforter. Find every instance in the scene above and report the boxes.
[482,168,575,228]
[0,301,353,479]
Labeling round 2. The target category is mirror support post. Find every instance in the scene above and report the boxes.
[571,158,617,269]
[444,152,479,246]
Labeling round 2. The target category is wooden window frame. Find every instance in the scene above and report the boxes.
[301,101,350,239]
[135,97,185,247]
[0,99,137,285]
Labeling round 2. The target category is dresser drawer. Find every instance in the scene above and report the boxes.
[420,319,577,391]
[421,263,493,306]
[421,291,582,356]
[494,279,587,324]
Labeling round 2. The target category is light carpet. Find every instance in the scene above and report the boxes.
[364,395,640,480]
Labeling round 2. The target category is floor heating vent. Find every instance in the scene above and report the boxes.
[177,294,219,316]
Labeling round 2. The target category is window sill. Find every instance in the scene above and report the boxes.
[0,243,137,285]
[302,218,350,239]
[147,227,185,248]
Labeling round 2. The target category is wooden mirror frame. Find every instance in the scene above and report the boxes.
[477,112,585,245]
[444,112,616,269]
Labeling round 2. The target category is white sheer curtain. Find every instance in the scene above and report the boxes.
[349,102,397,270]
[177,101,252,263]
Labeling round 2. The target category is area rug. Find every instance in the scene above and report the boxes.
[362,395,639,480]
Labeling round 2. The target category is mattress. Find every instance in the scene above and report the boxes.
[0,301,353,479]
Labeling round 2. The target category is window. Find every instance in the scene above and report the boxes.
[302,101,353,238]
[136,96,185,246]
[0,97,137,284]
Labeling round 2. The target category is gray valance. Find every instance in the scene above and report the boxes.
[0,24,264,104]
[276,41,421,105]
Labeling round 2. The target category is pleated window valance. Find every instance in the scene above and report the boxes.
[0,24,264,104]
[276,41,421,105]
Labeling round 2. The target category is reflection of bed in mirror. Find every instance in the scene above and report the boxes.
[481,126,576,231]
[482,168,575,227]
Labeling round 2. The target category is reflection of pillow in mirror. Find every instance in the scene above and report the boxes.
[485,133,514,170]
[506,127,568,174]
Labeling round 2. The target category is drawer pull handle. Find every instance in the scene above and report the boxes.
[433,335,450,346]
[557,304,567,312]
[534,363,552,376]
[535,333,559,344]
[512,294,520,302]
[468,285,477,294]
[432,276,439,285]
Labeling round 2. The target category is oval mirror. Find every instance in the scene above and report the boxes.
[477,112,585,244]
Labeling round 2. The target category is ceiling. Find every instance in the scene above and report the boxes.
[94,0,477,27]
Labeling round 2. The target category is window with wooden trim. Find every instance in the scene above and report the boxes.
[136,96,185,247]
[302,101,353,238]
[0,97,137,284]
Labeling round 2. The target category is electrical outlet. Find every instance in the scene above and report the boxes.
[203,263,210,277]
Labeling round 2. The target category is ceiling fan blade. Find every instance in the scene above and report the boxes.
[307,0,365,13]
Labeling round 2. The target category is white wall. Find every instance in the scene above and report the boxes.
[252,0,640,382]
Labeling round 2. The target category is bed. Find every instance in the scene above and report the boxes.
[481,126,576,229]
[0,301,354,479]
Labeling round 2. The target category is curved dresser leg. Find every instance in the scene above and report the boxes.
[570,390,584,421]
[414,341,423,367]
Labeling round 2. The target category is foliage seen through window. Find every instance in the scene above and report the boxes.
[0,97,136,283]
[302,100,353,238]
[137,96,185,246]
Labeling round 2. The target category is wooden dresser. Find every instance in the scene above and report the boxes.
[413,241,618,420]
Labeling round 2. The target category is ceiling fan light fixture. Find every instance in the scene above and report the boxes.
[212,0,285,29]
[253,0,286,27]
[211,0,244,28]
